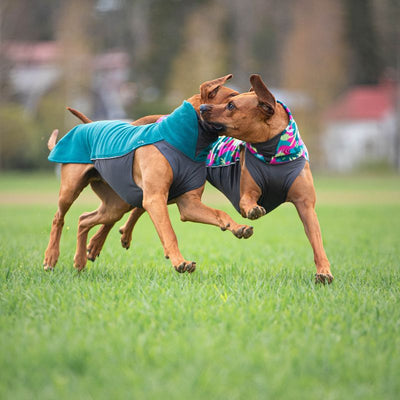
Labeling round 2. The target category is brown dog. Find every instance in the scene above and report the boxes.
[64,74,241,263]
[44,75,254,273]
[200,74,333,283]
[111,75,333,284]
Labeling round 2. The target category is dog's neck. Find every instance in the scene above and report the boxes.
[197,116,220,143]
[269,102,290,137]
[195,115,222,160]
[246,102,290,144]
[245,100,309,164]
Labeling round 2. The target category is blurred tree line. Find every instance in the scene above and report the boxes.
[0,0,398,170]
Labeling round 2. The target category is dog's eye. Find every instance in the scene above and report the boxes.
[226,102,236,111]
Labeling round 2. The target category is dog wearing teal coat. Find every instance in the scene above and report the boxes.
[44,100,254,274]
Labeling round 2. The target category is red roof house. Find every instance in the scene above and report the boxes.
[323,83,398,170]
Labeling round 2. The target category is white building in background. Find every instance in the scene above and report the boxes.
[322,83,398,171]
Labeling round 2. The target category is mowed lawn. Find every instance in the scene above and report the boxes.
[0,172,399,400]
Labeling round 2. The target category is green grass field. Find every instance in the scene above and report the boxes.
[0,171,399,399]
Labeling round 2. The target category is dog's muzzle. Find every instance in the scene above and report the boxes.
[199,104,226,133]
[199,104,212,116]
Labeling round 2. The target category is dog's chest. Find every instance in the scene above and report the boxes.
[244,150,306,213]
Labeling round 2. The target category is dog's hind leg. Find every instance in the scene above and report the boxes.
[176,187,254,239]
[86,223,114,261]
[286,162,333,284]
[86,182,134,261]
[74,181,131,271]
[43,163,93,270]
[119,207,146,249]
[66,108,123,261]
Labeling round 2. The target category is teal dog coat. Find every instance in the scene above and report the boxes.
[48,101,221,207]
[48,101,207,164]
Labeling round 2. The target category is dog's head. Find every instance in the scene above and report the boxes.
[200,74,288,143]
[188,74,238,110]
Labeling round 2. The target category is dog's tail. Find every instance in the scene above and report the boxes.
[47,129,59,151]
[66,107,93,124]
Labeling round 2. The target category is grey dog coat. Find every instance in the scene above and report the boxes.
[206,147,306,214]
[93,116,221,207]
[94,140,209,207]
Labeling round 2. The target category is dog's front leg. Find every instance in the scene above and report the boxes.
[239,158,266,220]
[142,192,195,273]
[142,193,195,272]
[286,163,333,284]
[176,187,253,239]
[135,146,195,273]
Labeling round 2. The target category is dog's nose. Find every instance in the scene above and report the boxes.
[200,104,211,115]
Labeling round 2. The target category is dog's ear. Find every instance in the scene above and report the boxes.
[200,74,233,101]
[249,74,276,119]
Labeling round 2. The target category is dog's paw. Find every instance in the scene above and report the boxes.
[87,245,101,262]
[174,261,196,274]
[119,227,132,250]
[87,249,98,262]
[74,255,87,272]
[247,206,266,220]
[315,273,334,285]
[220,223,230,232]
[43,263,54,272]
[43,251,58,271]
[233,225,254,239]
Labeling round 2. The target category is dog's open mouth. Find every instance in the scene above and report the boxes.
[210,122,226,132]
[201,119,227,133]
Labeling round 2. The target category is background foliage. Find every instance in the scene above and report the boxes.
[0,0,399,169]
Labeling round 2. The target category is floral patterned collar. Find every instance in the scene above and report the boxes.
[206,101,309,167]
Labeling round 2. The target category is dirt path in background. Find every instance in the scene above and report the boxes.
[0,190,227,206]
[0,192,97,205]
[1,189,400,206]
